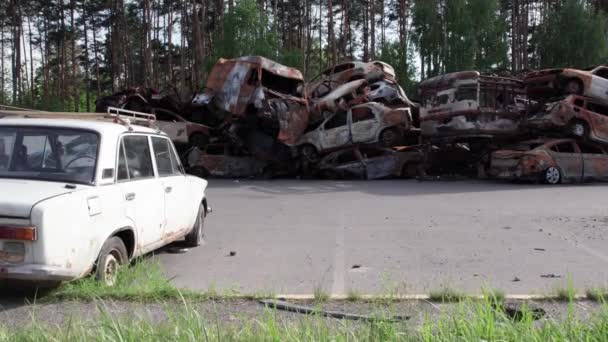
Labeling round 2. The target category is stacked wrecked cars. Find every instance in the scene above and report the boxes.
[94,56,608,184]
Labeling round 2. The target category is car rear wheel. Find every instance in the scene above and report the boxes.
[568,120,588,139]
[380,128,400,147]
[185,203,205,247]
[544,166,561,185]
[564,79,583,95]
[96,237,128,287]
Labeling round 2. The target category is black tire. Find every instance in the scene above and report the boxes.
[563,78,583,95]
[379,128,400,147]
[543,166,561,185]
[189,133,209,149]
[95,237,128,287]
[567,120,588,139]
[301,144,319,162]
[185,203,205,247]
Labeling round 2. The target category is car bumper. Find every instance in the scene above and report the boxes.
[0,264,77,282]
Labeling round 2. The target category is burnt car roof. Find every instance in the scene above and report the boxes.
[228,56,304,80]
[420,71,522,90]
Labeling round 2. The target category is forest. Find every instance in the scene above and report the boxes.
[1,0,608,112]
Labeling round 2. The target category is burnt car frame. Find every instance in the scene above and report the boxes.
[419,71,526,141]
[152,108,212,148]
[526,95,608,144]
[193,56,309,147]
[317,145,424,180]
[524,66,608,101]
[185,143,268,178]
[489,138,608,184]
[297,102,412,160]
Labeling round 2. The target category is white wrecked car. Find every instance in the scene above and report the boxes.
[0,109,210,286]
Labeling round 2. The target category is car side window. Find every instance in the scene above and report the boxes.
[556,142,576,153]
[352,107,375,123]
[336,150,359,164]
[574,99,585,108]
[121,135,155,180]
[117,142,129,181]
[586,102,608,116]
[152,137,176,176]
[580,143,604,154]
[324,111,348,130]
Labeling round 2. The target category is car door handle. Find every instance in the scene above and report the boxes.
[165,186,172,194]
[125,192,136,201]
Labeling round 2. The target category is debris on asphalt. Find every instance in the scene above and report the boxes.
[228,251,237,257]
[534,248,546,251]
[351,264,362,269]
[541,274,562,278]
[500,302,546,321]
[512,277,521,282]
[258,299,410,322]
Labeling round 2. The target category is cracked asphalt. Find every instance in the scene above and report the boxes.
[158,179,608,295]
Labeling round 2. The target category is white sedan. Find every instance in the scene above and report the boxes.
[0,114,210,286]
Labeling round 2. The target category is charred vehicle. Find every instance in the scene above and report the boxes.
[524,66,608,102]
[489,139,608,184]
[317,146,424,180]
[306,61,396,100]
[526,95,608,144]
[297,102,412,161]
[193,56,309,153]
[151,108,212,148]
[419,71,526,141]
[185,143,268,178]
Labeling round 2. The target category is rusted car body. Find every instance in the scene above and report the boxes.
[297,102,411,160]
[489,139,608,184]
[306,61,396,100]
[186,144,267,178]
[193,56,309,146]
[317,145,424,180]
[419,71,526,140]
[526,95,608,144]
[524,66,608,102]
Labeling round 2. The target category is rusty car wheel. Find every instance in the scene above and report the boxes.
[568,120,588,139]
[185,203,205,247]
[95,237,128,287]
[564,79,583,95]
[301,145,319,162]
[380,128,400,147]
[544,167,561,185]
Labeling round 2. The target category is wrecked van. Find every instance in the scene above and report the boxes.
[419,71,526,140]
[193,56,309,146]
[297,102,412,161]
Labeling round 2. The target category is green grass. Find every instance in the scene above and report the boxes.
[346,289,362,302]
[586,288,608,302]
[428,287,468,303]
[313,286,330,303]
[2,297,608,341]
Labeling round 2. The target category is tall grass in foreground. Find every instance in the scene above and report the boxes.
[2,298,608,341]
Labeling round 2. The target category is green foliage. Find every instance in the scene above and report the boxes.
[535,0,608,68]
[378,41,419,96]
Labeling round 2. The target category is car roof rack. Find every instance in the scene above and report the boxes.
[0,106,161,133]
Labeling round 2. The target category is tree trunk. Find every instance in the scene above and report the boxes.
[10,0,22,104]
[71,0,79,112]
[363,0,369,61]
[84,10,91,112]
[143,0,152,87]
[92,14,101,98]
[1,26,4,103]
[370,0,375,60]
[167,3,175,87]
[27,18,35,105]
[327,0,335,65]
[60,0,67,108]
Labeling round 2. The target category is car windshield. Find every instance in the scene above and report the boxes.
[0,126,99,184]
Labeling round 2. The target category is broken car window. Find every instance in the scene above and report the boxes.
[580,143,604,154]
[556,142,576,153]
[586,102,608,116]
[352,107,375,123]
[574,99,585,108]
[333,63,355,74]
[261,69,303,97]
[324,111,348,130]
[455,85,477,101]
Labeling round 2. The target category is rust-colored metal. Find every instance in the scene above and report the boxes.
[199,56,309,146]
[419,71,526,139]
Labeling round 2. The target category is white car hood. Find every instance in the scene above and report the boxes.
[0,179,84,218]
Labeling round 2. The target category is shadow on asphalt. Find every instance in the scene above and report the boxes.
[0,284,57,312]
[206,178,608,196]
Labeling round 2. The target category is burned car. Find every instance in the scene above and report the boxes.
[489,138,608,184]
[524,66,608,102]
[151,108,212,148]
[526,95,608,144]
[317,145,424,180]
[297,102,412,160]
[193,56,309,149]
[306,61,396,100]
[185,143,268,178]
[419,71,526,140]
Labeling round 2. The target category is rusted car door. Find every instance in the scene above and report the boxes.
[547,141,583,182]
[580,144,608,181]
[350,106,379,144]
[584,101,608,142]
[319,111,351,150]
[359,147,396,180]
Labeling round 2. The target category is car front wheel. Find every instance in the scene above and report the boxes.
[96,237,128,286]
[185,203,205,247]
[544,166,561,185]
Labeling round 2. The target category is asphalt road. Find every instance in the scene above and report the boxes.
[159,179,608,295]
